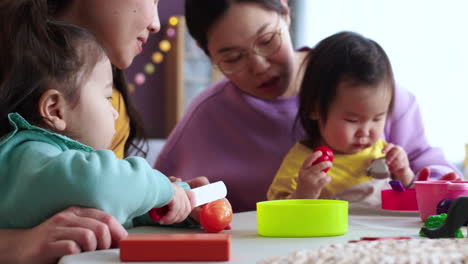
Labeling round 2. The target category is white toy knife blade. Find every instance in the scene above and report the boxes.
[148,181,227,221]
[192,181,227,207]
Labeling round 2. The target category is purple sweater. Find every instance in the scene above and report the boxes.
[155,78,459,212]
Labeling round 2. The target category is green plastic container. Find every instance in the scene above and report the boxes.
[256,199,348,237]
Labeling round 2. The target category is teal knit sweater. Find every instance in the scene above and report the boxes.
[0,113,188,228]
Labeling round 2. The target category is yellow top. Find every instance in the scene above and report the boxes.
[109,88,130,159]
[465,143,468,167]
[267,139,387,200]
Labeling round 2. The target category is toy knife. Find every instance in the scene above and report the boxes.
[148,181,227,222]
[366,157,391,179]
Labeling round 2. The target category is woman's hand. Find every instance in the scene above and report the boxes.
[8,206,127,264]
[382,143,414,187]
[292,150,332,199]
[416,167,461,181]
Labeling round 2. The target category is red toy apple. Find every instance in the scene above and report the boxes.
[312,146,334,172]
[200,199,232,233]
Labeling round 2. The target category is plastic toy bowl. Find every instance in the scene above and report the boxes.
[256,199,348,237]
[381,189,418,211]
[415,181,468,221]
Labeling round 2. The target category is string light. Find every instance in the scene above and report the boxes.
[134,73,146,85]
[159,40,171,52]
[144,63,155,74]
[152,52,164,64]
[166,28,176,38]
[168,16,179,26]
[127,83,135,94]
[132,16,178,87]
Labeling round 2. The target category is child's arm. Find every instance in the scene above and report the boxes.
[1,141,180,228]
[382,143,415,187]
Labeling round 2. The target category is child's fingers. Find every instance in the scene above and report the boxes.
[168,176,182,182]
[314,160,332,173]
[186,176,210,188]
[383,148,398,164]
[179,191,194,222]
[299,161,331,179]
[317,174,331,187]
[382,143,395,154]
[387,159,403,173]
[186,189,196,209]
[161,189,194,224]
[159,201,180,225]
[301,151,322,169]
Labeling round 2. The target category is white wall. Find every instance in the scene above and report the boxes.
[294,0,468,164]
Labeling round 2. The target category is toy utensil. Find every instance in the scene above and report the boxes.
[366,157,390,179]
[389,180,406,192]
[149,181,227,222]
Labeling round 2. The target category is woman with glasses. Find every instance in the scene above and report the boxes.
[155,0,460,213]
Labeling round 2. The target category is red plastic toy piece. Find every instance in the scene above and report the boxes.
[348,236,410,243]
[381,189,418,211]
[312,146,334,172]
[148,206,168,222]
[200,199,233,233]
[120,233,231,261]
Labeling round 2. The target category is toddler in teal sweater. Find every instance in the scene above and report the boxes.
[0,22,194,228]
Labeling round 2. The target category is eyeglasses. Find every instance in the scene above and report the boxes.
[216,28,283,75]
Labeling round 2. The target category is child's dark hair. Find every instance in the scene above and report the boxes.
[0,18,106,137]
[185,0,287,56]
[0,0,147,157]
[297,31,395,148]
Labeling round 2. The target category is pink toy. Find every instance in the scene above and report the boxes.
[415,180,468,221]
[381,188,418,211]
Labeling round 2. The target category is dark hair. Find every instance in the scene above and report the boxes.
[0,0,147,157]
[297,31,395,148]
[0,5,106,136]
[112,67,148,157]
[185,0,287,56]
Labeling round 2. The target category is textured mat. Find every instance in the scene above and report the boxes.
[259,238,468,264]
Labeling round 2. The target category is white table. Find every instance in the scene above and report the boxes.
[59,206,428,264]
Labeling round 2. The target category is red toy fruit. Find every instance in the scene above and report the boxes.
[200,199,233,233]
[312,146,334,172]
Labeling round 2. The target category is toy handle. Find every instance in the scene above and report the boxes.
[148,206,169,222]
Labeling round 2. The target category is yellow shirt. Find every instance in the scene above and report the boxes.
[267,139,387,200]
[109,89,130,159]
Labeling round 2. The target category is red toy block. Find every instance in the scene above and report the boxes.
[120,233,231,262]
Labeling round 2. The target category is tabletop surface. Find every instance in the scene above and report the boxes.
[59,206,427,264]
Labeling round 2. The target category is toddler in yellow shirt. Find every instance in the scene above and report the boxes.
[267,32,415,207]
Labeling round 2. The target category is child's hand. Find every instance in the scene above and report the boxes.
[382,143,414,187]
[168,176,182,182]
[292,150,332,199]
[159,184,195,225]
